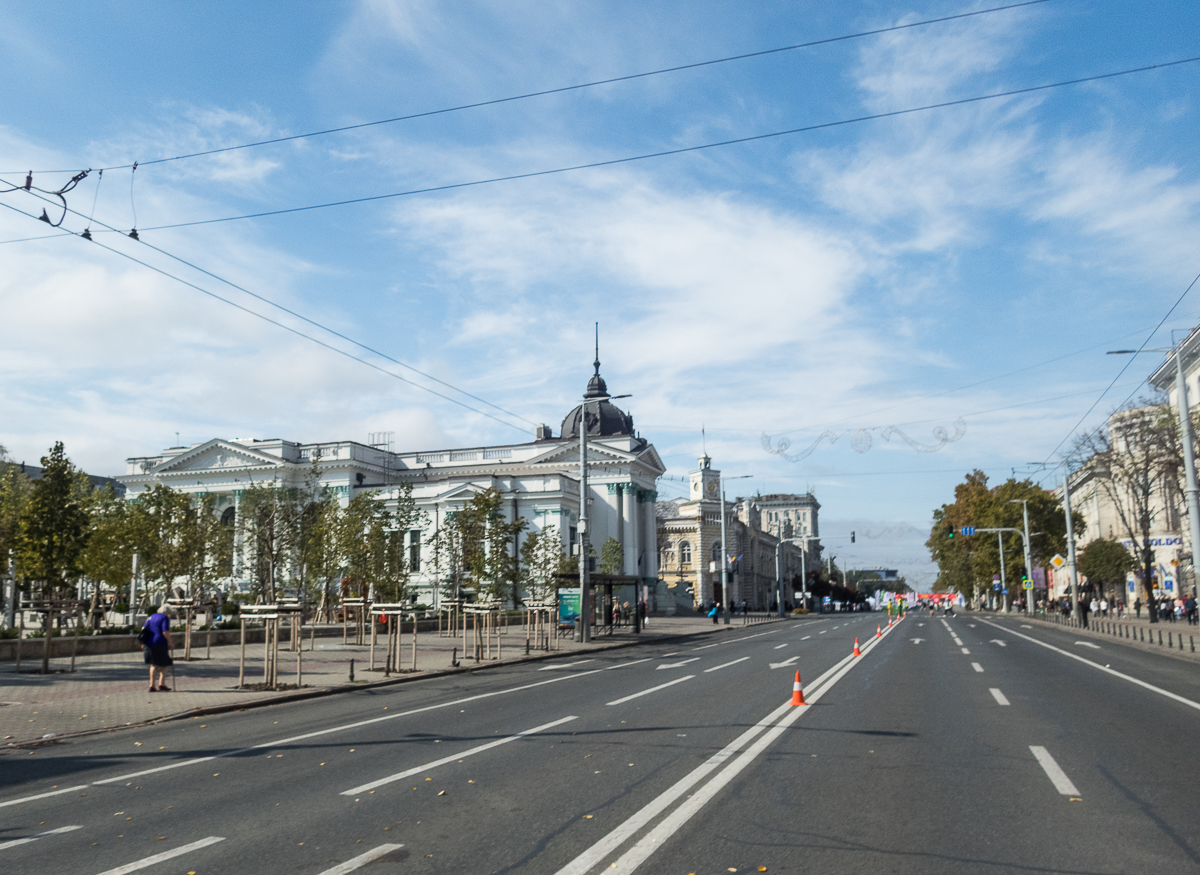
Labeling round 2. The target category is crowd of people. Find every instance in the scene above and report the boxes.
[1049,592,1198,626]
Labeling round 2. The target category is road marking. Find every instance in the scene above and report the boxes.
[1030,746,1080,796]
[1074,641,1101,649]
[989,639,1007,647]
[539,660,595,671]
[768,656,799,670]
[978,619,1200,714]
[556,620,899,875]
[0,786,88,809]
[800,636,811,640]
[656,658,700,670]
[95,836,225,875]
[703,657,749,673]
[773,644,789,650]
[819,630,827,634]
[961,648,971,654]
[341,716,577,795]
[690,628,784,651]
[971,663,984,673]
[910,638,924,644]
[607,676,694,706]
[1021,624,1032,629]
[989,688,1010,705]
[316,844,405,874]
[0,825,82,851]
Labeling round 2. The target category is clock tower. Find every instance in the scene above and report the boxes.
[689,454,721,503]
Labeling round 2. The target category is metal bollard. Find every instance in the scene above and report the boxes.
[349,658,355,683]
[451,646,459,668]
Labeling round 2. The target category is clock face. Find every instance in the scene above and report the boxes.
[706,480,718,496]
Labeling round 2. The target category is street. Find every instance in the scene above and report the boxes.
[3,612,1198,874]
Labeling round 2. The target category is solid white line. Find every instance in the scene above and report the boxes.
[341,716,577,795]
[971,663,984,673]
[1030,746,1080,796]
[703,657,750,673]
[989,688,1010,706]
[0,825,82,851]
[0,785,88,809]
[94,836,225,875]
[557,618,899,875]
[961,647,970,654]
[314,844,404,874]
[773,644,788,650]
[606,676,694,706]
[978,619,1200,713]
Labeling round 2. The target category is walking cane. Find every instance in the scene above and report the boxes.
[171,659,176,691]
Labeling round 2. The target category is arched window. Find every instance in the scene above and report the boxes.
[712,541,722,562]
[678,541,692,565]
[220,506,235,526]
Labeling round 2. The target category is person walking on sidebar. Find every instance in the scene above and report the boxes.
[141,605,175,692]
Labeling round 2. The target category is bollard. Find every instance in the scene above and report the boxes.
[452,646,459,668]
[1158,630,1163,646]
[349,658,355,683]
[1169,632,1173,648]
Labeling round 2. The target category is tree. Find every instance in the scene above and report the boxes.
[520,525,566,601]
[79,484,137,603]
[433,489,525,605]
[16,443,91,597]
[0,446,33,581]
[133,483,195,605]
[1074,401,1179,622]
[599,536,624,575]
[1077,538,1135,602]
[238,479,306,602]
[184,493,233,602]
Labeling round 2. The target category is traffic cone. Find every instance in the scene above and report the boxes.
[888,617,893,627]
[876,624,882,638]
[791,670,806,706]
[853,637,862,656]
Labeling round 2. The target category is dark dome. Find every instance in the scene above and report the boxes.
[561,356,634,439]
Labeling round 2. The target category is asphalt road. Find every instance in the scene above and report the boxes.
[2,611,1197,875]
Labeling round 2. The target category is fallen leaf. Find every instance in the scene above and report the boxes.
[468,780,475,784]
[584,815,593,819]
[438,790,446,796]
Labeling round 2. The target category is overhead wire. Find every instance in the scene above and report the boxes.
[5,0,1054,175]
[14,184,538,427]
[0,199,533,434]
[42,56,1194,233]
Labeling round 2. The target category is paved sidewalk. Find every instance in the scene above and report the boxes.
[0,613,784,745]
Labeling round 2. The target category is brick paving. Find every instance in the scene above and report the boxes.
[1,613,780,745]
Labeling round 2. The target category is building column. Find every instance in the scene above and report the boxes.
[623,485,638,577]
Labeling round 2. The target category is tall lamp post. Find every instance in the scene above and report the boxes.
[1009,499,1035,614]
[718,474,753,625]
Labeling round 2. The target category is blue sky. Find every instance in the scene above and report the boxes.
[1,1,1197,587]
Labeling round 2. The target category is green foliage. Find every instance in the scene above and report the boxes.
[599,536,624,575]
[16,442,91,594]
[433,489,526,604]
[520,525,567,601]
[0,445,33,579]
[80,485,136,592]
[1077,538,1135,593]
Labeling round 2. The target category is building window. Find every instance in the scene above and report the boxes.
[409,530,421,572]
[712,541,722,562]
[679,541,692,565]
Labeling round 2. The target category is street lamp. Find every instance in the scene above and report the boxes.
[776,531,818,617]
[718,474,753,624]
[1008,499,1035,614]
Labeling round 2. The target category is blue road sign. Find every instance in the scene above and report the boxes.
[993,583,1001,590]
[962,526,976,536]
[1002,588,1009,595]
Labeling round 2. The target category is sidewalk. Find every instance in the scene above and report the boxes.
[0,613,783,746]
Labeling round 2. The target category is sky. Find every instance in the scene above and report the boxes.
[1,1,1197,589]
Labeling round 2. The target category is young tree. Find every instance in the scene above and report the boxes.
[520,525,566,602]
[134,483,195,606]
[79,484,137,611]
[0,446,33,582]
[238,480,306,602]
[185,493,233,602]
[17,443,91,597]
[1074,401,1180,622]
[433,489,525,605]
[599,536,624,575]
[1077,538,1135,602]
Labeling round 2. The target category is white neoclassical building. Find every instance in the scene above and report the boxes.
[118,364,666,606]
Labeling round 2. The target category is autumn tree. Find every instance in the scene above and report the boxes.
[1077,538,1135,602]
[520,525,567,601]
[16,443,91,598]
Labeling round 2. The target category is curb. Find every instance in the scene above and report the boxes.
[6,618,791,748]
[998,613,1200,665]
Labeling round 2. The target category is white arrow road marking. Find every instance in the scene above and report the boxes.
[910,638,925,644]
[1030,746,1080,796]
[768,656,800,669]
[1074,641,1101,649]
[608,676,694,706]
[95,837,226,875]
[989,688,1010,706]
[704,657,750,673]
[341,716,578,795]
[0,825,81,851]
[990,639,1007,647]
[316,844,405,875]
[657,658,700,670]
[971,663,984,672]
[538,660,595,671]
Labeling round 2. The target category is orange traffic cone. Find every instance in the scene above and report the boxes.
[853,637,862,656]
[888,617,893,627]
[876,624,882,638]
[791,670,806,706]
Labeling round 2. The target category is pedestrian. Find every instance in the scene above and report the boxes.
[1099,597,1108,618]
[1185,593,1197,625]
[708,601,719,624]
[1134,597,1142,619]
[1080,597,1090,629]
[140,605,175,692]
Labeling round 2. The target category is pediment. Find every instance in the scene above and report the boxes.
[155,440,286,474]
[635,444,667,476]
[435,481,495,502]
[527,441,633,467]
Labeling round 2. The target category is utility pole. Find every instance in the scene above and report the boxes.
[129,552,139,627]
[719,481,730,625]
[1010,499,1035,614]
[997,532,1008,613]
[578,381,591,644]
[1062,470,1081,620]
[1172,341,1200,598]
[775,521,784,618]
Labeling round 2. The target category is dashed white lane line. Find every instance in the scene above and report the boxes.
[316,844,405,874]
[341,716,578,796]
[539,660,596,671]
[819,630,827,634]
[0,786,87,809]
[94,836,225,875]
[989,688,1010,706]
[1074,641,1101,649]
[800,636,811,640]
[607,676,694,706]
[0,825,81,851]
[961,647,971,655]
[656,658,700,670]
[971,663,984,673]
[773,644,789,650]
[1030,746,1080,796]
[704,657,750,673]
[979,619,1200,714]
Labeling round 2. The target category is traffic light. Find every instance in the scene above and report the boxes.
[851,531,856,543]
[947,526,956,539]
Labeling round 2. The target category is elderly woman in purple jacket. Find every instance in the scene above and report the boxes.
[141,605,175,692]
